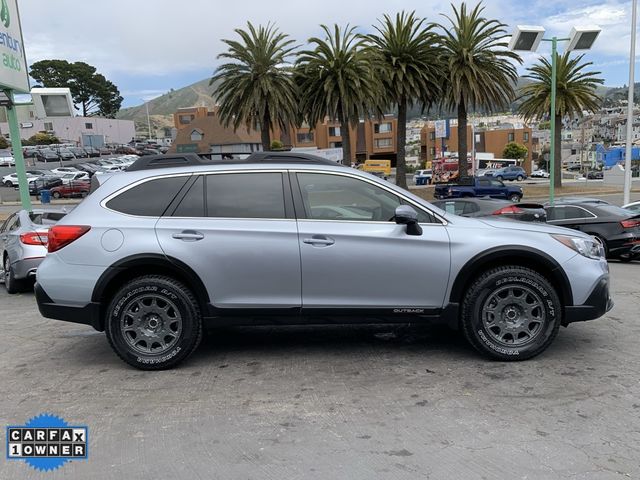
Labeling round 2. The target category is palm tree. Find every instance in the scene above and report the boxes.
[437,2,521,177]
[211,22,298,151]
[296,24,380,165]
[367,11,441,188]
[518,53,603,187]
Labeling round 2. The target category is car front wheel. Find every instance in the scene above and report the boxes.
[509,194,521,203]
[460,266,561,361]
[516,175,524,181]
[105,275,203,370]
[4,180,13,187]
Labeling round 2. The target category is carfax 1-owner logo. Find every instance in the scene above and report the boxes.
[6,414,88,472]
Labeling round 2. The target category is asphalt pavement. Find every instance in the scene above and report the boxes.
[0,262,639,479]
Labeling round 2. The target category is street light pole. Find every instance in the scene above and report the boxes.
[145,101,152,141]
[624,0,638,206]
[549,37,558,206]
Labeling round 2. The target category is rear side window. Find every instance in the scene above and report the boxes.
[206,173,285,219]
[106,176,189,216]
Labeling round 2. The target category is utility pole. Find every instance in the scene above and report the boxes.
[624,0,637,205]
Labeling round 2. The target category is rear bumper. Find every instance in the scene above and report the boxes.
[12,257,44,280]
[35,282,103,331]
[564,276,613,325]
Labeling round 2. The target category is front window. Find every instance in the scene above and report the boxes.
[374,122,393,134]
[296,172,434,223]
[375,138,393,148]
[296,132,314,143]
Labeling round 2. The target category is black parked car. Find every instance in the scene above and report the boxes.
[35,149,60,162]
[432,197,546,222]
[69,147,88,158]
[28,176,63,196]
[545,200,640,261]
[587,171,604,179]
[83,146,101,158]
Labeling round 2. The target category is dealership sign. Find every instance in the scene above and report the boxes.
[0,0,28,92]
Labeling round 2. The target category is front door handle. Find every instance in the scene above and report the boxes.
[303,235,335,246]
[172,230,204,241]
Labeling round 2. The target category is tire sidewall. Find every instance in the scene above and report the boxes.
[106,278,201,369]
[464,269,560,360]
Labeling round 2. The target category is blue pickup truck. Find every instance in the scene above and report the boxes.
[434,176,523,202]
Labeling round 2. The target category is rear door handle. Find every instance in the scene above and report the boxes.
[303,235,335,246]
[172,230,204,241]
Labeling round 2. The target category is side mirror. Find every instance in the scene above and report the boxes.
[395,205,423,236]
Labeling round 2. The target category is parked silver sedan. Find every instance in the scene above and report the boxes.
[0,209,67,293]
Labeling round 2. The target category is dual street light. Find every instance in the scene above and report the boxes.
[510,25,601,205]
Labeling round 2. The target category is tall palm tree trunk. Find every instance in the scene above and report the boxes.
[261,108,271,151]
[338,108,352,166]
[457,99,468,178]
[396,97,408,189]
[554,113,562,188]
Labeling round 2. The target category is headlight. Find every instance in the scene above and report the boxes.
[552,234,605,260]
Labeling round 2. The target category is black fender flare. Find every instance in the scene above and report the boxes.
[449,246,574,306]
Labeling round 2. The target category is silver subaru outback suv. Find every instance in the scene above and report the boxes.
[36,153,612,369]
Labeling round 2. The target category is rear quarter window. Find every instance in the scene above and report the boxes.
[106,176,189,216]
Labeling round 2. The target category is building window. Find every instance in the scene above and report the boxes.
[430,147,436,156]
[29,111,34,118]
[523,132,529,142]
[190,130,203,141]
[508,132,515,142]
[329,141,342,148]
[44,122,54,131]
[375,138,393,148]
[85,123,93,130]
[179,115,195,125]
[296,132,314,143]
[328,127,341,137]
[429,131,435,141]
[374,122,393,134]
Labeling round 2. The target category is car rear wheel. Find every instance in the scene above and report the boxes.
[496,176,503,181]
[52,191,61,199]
[105,275,203,370]
[460,266,561,361]
[509,194,521,203]
[4,180,13,187]
[3,256,28,294]
[516,175,524,181]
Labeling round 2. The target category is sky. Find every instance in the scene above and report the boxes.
[17,0,640,108]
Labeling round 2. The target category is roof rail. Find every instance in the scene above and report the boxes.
[126,151,342,172]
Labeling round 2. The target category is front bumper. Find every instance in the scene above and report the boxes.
[564,276,613,325]
[35,283,103,331]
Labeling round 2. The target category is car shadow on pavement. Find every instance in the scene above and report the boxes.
[193,324,479,361]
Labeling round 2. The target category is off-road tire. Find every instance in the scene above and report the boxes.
[461,266,561,361]
[105,275,203,370]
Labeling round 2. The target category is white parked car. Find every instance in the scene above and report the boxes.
[623,201,640,214]
[50,167,81,175]
[59,172,90,184]
[94,164,124,174]
[531,169,551,178]
[2,172,38,187]
[413,169,433,185]
[0,150,15,166]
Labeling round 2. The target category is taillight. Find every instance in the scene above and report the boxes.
[20,232,48,246]
[47,226,91,253]
[620,219,640,229]
[493,206,525,215]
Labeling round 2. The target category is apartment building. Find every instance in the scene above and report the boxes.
[421,123,534,172]
[280,115,398,164]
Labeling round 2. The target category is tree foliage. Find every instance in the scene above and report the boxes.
[296,24,380,164]
[366,11,441,188]
[27,132,60,145]
[0,136,8,149]
[518,52,603,186]
[211,22,299,151]
[502,141,528,160]
[29,60,123,118]
[436,2,521,176]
